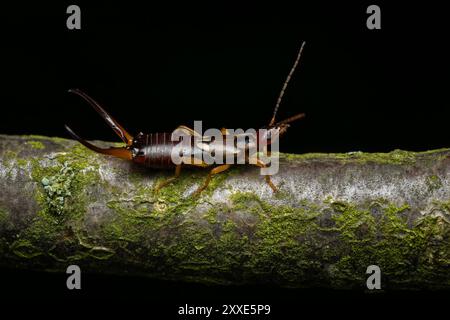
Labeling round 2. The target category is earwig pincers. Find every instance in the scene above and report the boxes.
[65,41,307,195]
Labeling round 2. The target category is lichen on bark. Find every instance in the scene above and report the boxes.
[0,134,449,289]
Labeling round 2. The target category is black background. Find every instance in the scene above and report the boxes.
[1,0,449,316]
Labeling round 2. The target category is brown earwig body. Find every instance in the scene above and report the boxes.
[65,41,307,195]
[132,132,178,168]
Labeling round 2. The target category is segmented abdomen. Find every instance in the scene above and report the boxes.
[141,132,176,168]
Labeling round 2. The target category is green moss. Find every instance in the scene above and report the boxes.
[40,161,76,215]
[2,150,17,162]
[0,206,8,224]
[31,150,98,220]
[200,192,450,288]
[426,175,443,191]
[229,193,322,285]
[26,140,45,150]
[10,239,43,258]
[440,200,450,213]
[320,200,450,289]
[280,148,450,165]
[5,143,106,266]
[2,135,449,288]
[16,158,28,167]
[23,134,68,144]
[88,246,115,260]
[203,207,219,225]
[101,169,205,250]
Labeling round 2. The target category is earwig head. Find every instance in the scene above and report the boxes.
[260,113,305,145]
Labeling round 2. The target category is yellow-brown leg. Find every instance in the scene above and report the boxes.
[193,164,231,196]
[155,165,182,192]
[253,159,278,192]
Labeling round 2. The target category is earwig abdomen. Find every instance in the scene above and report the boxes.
[133,132,177,168]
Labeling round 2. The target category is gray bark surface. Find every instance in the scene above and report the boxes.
[0,134,449,289]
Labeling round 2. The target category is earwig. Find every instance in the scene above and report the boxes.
[65,41,307,195]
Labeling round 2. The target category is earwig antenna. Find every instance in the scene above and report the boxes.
[269,41,306,127]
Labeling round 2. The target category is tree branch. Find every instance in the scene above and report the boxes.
[0,134,449,289]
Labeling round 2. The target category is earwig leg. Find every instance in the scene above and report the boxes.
[179,156,211,167]
[155,165,182,192]
[252,159,278,193]
[65,125,132,160]
[68,88,134,145]
[193,164,231,196]
[174,125,201,137]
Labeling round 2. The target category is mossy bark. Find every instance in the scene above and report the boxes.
[0,134,449,289]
